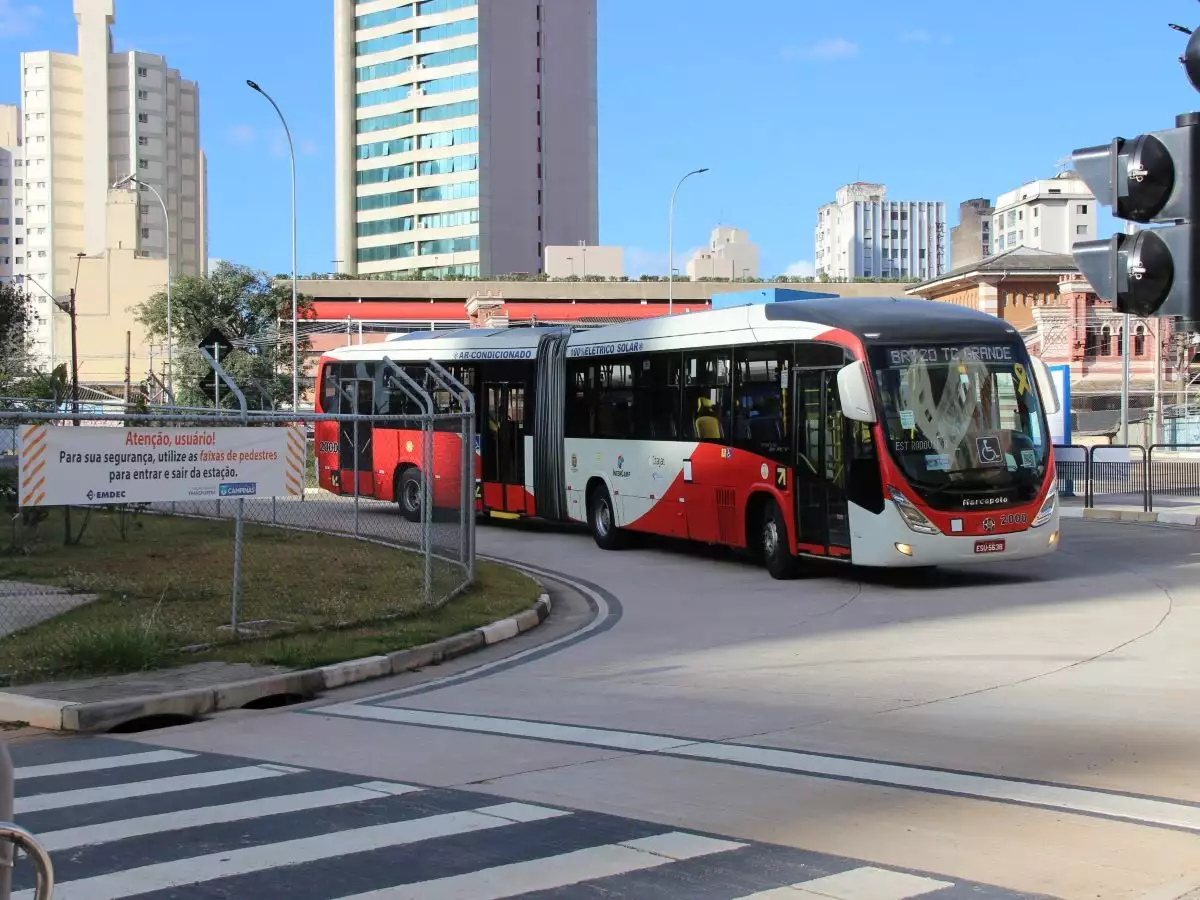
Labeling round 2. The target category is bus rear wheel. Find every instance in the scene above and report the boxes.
[761,500,798,580]
[397,467,424,523]
[588,484,624,551]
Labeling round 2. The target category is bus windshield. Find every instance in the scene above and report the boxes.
[868,342,1049,503]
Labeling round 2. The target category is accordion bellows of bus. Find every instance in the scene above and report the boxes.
[315,297,1062,578]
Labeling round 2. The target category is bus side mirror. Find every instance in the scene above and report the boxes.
[837,360,877,423]
[1027,356,1061,416]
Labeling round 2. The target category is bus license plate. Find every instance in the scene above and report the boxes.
[974,540,1006,554]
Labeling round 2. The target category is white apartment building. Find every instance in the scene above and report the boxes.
[992,171,1095,256]
[0,105,25,286]
[17,0,207,364]
[686,225,759,280]
[334,0,599,280]
[814,182,946,281]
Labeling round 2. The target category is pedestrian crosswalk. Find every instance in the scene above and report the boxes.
[7,737,1044,899]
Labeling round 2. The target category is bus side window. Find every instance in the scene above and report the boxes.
[846,420,884,513]
[566,361,592,438]
[733,344,790,461]
[634,354,681,441]
[685,351,731,442]
[595,360,635,439]
[320,364,339,414]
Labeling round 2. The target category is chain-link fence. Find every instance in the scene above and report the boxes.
[0,368,474,683]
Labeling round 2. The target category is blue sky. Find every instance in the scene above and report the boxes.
[1,0,1198,278]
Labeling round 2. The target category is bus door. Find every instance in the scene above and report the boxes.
[793,368,851,556]
[338,378,376,497]
[481,380,528,514]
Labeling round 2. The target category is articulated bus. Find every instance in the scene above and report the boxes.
[315,297,1062,577]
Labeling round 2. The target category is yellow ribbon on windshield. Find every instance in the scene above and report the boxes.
[1013,362,1032,396]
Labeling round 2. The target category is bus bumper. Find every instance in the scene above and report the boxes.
[847,502,1061,568]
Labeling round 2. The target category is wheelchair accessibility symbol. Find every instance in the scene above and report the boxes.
[975,435,1004,466]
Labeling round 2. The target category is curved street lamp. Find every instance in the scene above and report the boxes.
[113,173,172,398]
[247,79,299,411]
[668,167,709,315]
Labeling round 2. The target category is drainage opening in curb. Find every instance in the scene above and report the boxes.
[241,692,310,710]
[108,713,199,734]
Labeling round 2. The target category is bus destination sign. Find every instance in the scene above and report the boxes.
[887,344,1015,366]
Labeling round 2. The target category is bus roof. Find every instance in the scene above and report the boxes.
[321,297,1021,363]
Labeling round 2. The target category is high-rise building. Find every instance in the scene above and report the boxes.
[991,171,1095,256]
[686,226,759,281]
[814,182,946,281]
[17,0,207,364]
[333,0,599,280]
[950,198,994,269]
[0,105,23,285]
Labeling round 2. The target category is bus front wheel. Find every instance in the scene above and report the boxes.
[588,484,624,551]
[396,467,424,523]
[761,500,798,580]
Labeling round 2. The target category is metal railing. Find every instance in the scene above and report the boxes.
[0,739,54,899]
[1053,442,1200,512]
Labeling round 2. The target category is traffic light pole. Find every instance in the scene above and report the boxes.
[1121,222,1136,445]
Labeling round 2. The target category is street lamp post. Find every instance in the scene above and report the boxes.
[113,174,172,398]
[247,79,299,412]
[668,167,709,316]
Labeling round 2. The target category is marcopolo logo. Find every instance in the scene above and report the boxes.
[219,482,258,497]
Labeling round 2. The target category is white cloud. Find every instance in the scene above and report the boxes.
[0,0,42,39]
[269,134,293,159]
[783,38,858,62]
[784,260,815,278]
[900,28,952,44]
[227,124,256,144]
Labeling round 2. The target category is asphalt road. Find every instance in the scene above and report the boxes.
[20,504,1200,900]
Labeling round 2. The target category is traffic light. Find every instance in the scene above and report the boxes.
[1071,113,1200,319]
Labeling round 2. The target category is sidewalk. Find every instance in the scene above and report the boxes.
[1060,504,1200,527]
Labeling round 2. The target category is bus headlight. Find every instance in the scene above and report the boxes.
[1030,490,1058,528]
[888,487,940,535]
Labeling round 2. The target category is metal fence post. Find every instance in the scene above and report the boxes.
[426,360,475,585]
[199,346,249,637]
[423,400,433,603]
[0,736,11,898]
[353,415,361,537]
[379,360,434,605]
[1145,444,1153,512]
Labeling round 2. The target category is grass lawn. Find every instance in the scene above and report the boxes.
[0,510,538,684]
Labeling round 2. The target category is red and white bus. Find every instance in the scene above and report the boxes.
[315,297,1062,577]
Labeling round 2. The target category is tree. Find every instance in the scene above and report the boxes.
[0,281,34,396]
[134,261,316,409]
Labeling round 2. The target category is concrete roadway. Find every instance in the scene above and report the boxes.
[125,504,1200,900]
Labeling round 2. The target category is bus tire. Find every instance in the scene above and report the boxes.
[587,483,624,551]
[396,466,424,523]
[761,500,799,580]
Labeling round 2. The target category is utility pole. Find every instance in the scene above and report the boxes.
[68,288,79,421]
[124,330,132,410]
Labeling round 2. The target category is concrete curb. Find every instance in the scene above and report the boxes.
[1060,506,1200,528]
[0,591,553,733]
